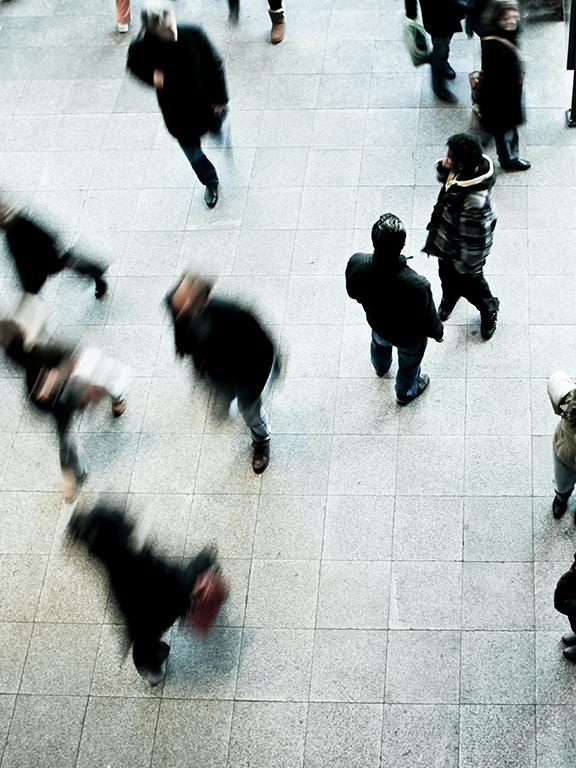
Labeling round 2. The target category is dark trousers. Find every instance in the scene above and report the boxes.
[430,35,453,93]
[569,615,576,634]
[228,0,283,13]
[370,331,428,400]
[63,250,107,283]
[438,260,499,317]
[479,126,520,166]
[178,140,219,186]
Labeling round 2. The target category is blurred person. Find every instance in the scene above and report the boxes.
[547,371,576,522]
[228,0,286,43]
[0,197,108,299]
[554,553,576,661]
[405,0,468,102]
[423,133,499,340]
[126,5,228,208]
[466,0,491,36]
[345,213,444,405]
[68,504,227,685]
[0,322,129,500]
[475,0,530,171]
[116,0,131,33]
[166,274,278,474]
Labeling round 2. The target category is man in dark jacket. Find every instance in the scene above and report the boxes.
[424,133,499,340]
[0,198,108,298]
[167,274,278,473]
[126,6,228,208]
[346,213,444,405]
[554,553,576,661]
[405,0,467,102]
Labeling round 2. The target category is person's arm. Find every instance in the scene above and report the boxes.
[126,36,156,87]
[457,194,495,273]
[547,371,576,415]
[424,283,444,341]
[195,28,228,106]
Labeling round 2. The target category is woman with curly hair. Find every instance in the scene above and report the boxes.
[548,372,576,522]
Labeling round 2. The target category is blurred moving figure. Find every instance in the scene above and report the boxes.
[346,213,443,406]
[548,371,576,523]
[68,504,226,685]
[0,322,129,500]
[554,553,576,661]
[228,0,286,44]
[127,5,228,208]
[116,0,131,33]
[167,274,278,474]
[423,133,500,341]
[476,0,530,171]
[0,197,108,299]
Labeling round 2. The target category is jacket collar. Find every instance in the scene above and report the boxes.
[444,155,494,190]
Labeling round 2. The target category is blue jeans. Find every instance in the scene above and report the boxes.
[370,331,428,400]
[178,140,218,186]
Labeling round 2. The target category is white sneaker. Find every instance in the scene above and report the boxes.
[117,22,129,33]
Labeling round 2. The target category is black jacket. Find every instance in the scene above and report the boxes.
[4,214,67,294]
[406,0,467,37]
[478,30,524,134]
[555,566,576,616]
[169,297,276,400]
[127,25,228,142]
[345,251,443,347]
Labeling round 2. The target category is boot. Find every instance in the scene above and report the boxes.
[563,645,576,662]
[562,632,576,646]
[552,494,569,519]
[269,8,286,44]
[480,310,498,340]
[252,441,270,474]
[438,300,454,322]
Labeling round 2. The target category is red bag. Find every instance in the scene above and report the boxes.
[187,567,228,635]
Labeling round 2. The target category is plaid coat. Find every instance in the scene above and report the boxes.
[423,156,497,275]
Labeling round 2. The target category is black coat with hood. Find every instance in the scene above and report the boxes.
[406,0,467,37]
[555,560,576,617]
[127,25,228,142]
[345,250,443,348]
[4,214,67,295]
[477,27,524,134]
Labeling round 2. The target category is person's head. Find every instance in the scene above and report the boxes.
[444,133,484,176]
[170,274,214,320]
[141,3,177,41]
[371,213,406,256]
[484,0,520,32]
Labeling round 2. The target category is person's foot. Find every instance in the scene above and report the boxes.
[444,64,456,80]
[204,183,219,208]
[374,366,390,378]
[139,660,167,687]
[438,301,454,322]
[500,159,531,171]
[61,468,87,502]
[433,87,457,104]
[252,442,270,474]
[269,9,286,44]
[397,374,430,405]
[111,399,127,417]
[480,311,498,340]
[562,632,576,646]
[94,277,108,299]
[117,22,129,33]
[552,495,569,519]
[563,645,576,662]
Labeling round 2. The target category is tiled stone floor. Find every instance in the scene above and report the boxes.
[1,0,576,765]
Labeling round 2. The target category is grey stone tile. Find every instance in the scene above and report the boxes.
[398,377,466,435]
[334,377,399,435]
[254,495,325,560]
[64,78,121,113]
[317,73,371,109]
[0,555,47,621]
[261,435,331,495]
[460,631,535,704]
[0,81,24,114]
[396,436,464,496]
[311,629,387,702]
[389,561,462,630]
[270,377,337,435]
[534,561,568,631]
[466,324,530,377]
[152,700,233,768]
[463,496,533,562]
[227,701,307,768]
[0,151,47,191]
[186,494,258,559]
[304,702,383,768]
[360,145,416,186]
[323,39,374,73]
[242,187,302,230]
[537,630,576,704]
[465,436,532,496]
[245,559,319,629]
[2,694,86,768]
[533,496,576,562]
[131,434,202,494]
[265,74,320,109]
[370,74,421,108]
[0,694,15,761]
[91,623,161,698]
[259,109,314,147]
[178,229,237,275]
[364,108,418,146]
[143,377,208,435]
[317,560,390,629]
[250,147,309,190]
[99,324,162,378]
[141,147,198,189]
[107,275,170,326]
[528,230,576,275]
[536,705,576,768]
[214,558,250,628]
[186,185,248,231]
[235,628,314,701]
[386,630,460,704]
[284,275,345,325]
[20,622,99,695]
[299,186,358,230]
[281,323,343,378]
[459,705,536,768]
[0,623,32,693]
[527,185,576,229]
[311,108,367,148]
[530,325,576,377]
[530,275,576,325]
[91,149,150,190]
[338,324,381,378]
[0,492,60,555]
[133,189,193,232]
[462,562,534,630]
[3,114,59,152]
[163,626,242,700]
[233,229,294,277]
[16,78,74,112]
[77,697,159,768]
[380,704,459,768]
[393,496,463,562]
[194,434,263,495]
[37,553,108,623]
[78,189,138,231]
[466,378,531,435]
[355,185,414,231]
[329,434,397,496]
[486,228,529,276]
[39,150,98,190]
[127,493,190,558]
[292,229,352,275]
[323,495,393,560]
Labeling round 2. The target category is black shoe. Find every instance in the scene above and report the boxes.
[252,441,270,474]
[397,374,430,405]
[500,159,531,171]
[480,311,498,340]
[374,366,390,378]
[445,65,456,80]
[562,632,576,646]
[563,646,576,662]
[433,87,457,104]
[553,495,568,519]
[438,301,454,322]
[204,183,219,208]
[94,277,108,299]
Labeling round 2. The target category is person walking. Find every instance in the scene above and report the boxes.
[475,0,530,171]
[116,0,131,33]
[405,0,467,102]
[423,133,499,341]
[0,197,108,299]
[554,554,576,661]
[547,371,576,522]
[228,0,286,44]
[126,5,229,208]
[345,213,444,405]
[166,274,278,473]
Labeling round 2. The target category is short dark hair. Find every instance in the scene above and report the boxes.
[371,213,406,255]
[447,133,483,173]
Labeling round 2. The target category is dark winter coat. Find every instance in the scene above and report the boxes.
[408,0,467,37]
[478,30,524,134]
[466,0,490,36]
[555,565,576,617]
[127,25,228,142]
[168,297,276,400]
[345,251,443,347]
[4,214,67,294]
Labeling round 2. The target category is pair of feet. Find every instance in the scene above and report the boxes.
[438,302,498,341]
[552,495,574,523]
[561,632,576,661]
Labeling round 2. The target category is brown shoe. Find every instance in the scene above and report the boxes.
[269,9,285,44]
[112,399,127,417]
[252,442,270,474]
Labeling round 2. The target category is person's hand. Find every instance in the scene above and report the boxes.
[437,336,444,343]
[153,69,165,90]
[212,104,226,116]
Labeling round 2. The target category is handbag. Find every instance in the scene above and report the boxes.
[403,16,430,67]
[187,566,228,635]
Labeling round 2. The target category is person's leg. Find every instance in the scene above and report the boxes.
[268,0,286,43]
[430,36,454,99]
[59,434,86,501]
[437,260,462,319]
[178,139,219,186]
[116,0,130,29]
[459,271,499,338]
[132,636,170,686]
[228,0,240,23]
[395,337,428,400]
[370,331,393,377]
[494,127,519,166]
[62,250,108,298]
[553,450,576,501]
[238,393,271,473]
